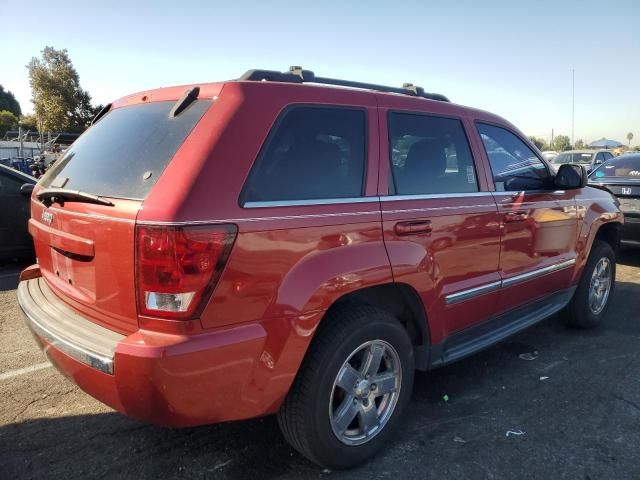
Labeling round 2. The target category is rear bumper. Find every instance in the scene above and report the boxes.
[18,277,312,427]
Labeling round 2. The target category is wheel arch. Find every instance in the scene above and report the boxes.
[573,213,623,284]
[320,282,432,370]
[593,221,622,253]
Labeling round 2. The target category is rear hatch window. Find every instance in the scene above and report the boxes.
[41,100,212,199]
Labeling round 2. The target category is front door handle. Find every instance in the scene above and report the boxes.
[394,220,432,236]
[504,211,528,223]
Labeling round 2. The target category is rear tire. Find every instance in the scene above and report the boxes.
[277,305,414,469]
[564,240,616,328]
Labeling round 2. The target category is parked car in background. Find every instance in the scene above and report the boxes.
[590,153,640,243]
[551,149,614,173]
[0,157,36,176]
[0,164,36,262]
[541,150,559,162]
[17,67,623,469]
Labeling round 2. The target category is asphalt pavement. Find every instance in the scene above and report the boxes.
[1,248,639,480]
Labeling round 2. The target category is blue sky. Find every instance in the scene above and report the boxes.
[3,0,639,145]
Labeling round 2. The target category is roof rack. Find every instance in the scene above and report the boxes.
[239,66,450,102]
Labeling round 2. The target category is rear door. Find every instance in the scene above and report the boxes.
[379,109,502,343]
[31,98,212,334]
[474,123,578,316]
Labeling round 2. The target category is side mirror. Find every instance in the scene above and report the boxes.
[555,164,587,189]
[20,183,35,196]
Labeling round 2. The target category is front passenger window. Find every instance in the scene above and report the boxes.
[477,123,550,192]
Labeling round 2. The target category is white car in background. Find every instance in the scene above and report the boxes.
[541,150,559,162]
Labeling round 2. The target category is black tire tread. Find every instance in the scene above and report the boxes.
[277,304,404,466]
[564,240,615,328]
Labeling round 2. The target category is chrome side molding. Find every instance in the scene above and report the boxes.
[445,258,577,305]
[501,259,576,288]
[445,281,502,305]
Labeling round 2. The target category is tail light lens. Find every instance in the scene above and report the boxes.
[135,224,237,319]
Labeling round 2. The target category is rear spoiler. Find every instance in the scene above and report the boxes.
[91,103,112,126]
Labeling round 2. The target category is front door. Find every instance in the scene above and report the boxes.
[379,110,502,345]
[474,123,578,316]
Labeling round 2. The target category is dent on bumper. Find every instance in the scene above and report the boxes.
[18,277,321,427]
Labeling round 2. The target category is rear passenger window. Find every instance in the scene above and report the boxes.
[477,123,550,192]
[241,107,366,204]
[388,113,478,195]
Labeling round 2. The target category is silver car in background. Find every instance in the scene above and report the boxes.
[551,149,615,173]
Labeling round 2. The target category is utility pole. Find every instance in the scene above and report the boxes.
[571,69,575,146]
[551,128,554,149]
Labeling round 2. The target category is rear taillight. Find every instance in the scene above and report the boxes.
[135,224,237,320]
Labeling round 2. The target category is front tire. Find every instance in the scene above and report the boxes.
[564,240,616,328]
[277,305,414,469]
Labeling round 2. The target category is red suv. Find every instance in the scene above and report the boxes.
[18,67,623,469]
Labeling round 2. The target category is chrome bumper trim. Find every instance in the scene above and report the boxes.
[17,279,123,375]
[21,304,114,374]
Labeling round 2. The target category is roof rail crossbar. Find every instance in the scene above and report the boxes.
[239,67,450,102]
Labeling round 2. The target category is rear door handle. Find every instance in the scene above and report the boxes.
[394,220,432,236]
[504,211,528,223]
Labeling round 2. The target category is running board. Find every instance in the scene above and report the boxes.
[429,287,576,368]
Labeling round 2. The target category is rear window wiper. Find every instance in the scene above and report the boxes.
[37,188,115,207]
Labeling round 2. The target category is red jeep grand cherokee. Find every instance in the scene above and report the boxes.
[18,67,623,469]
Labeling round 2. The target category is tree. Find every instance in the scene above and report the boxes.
[0,110,19,137]
[552,135,572,152]
[19,113,39,131]
[574,139,585,149]
[27,46,101,133]
[0,86,21,117]
[528,136,548,151]
[627,132,634,147]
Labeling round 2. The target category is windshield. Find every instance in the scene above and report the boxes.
[40,100,212,199]
[553,152,593,164]
[591,155,640,178]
